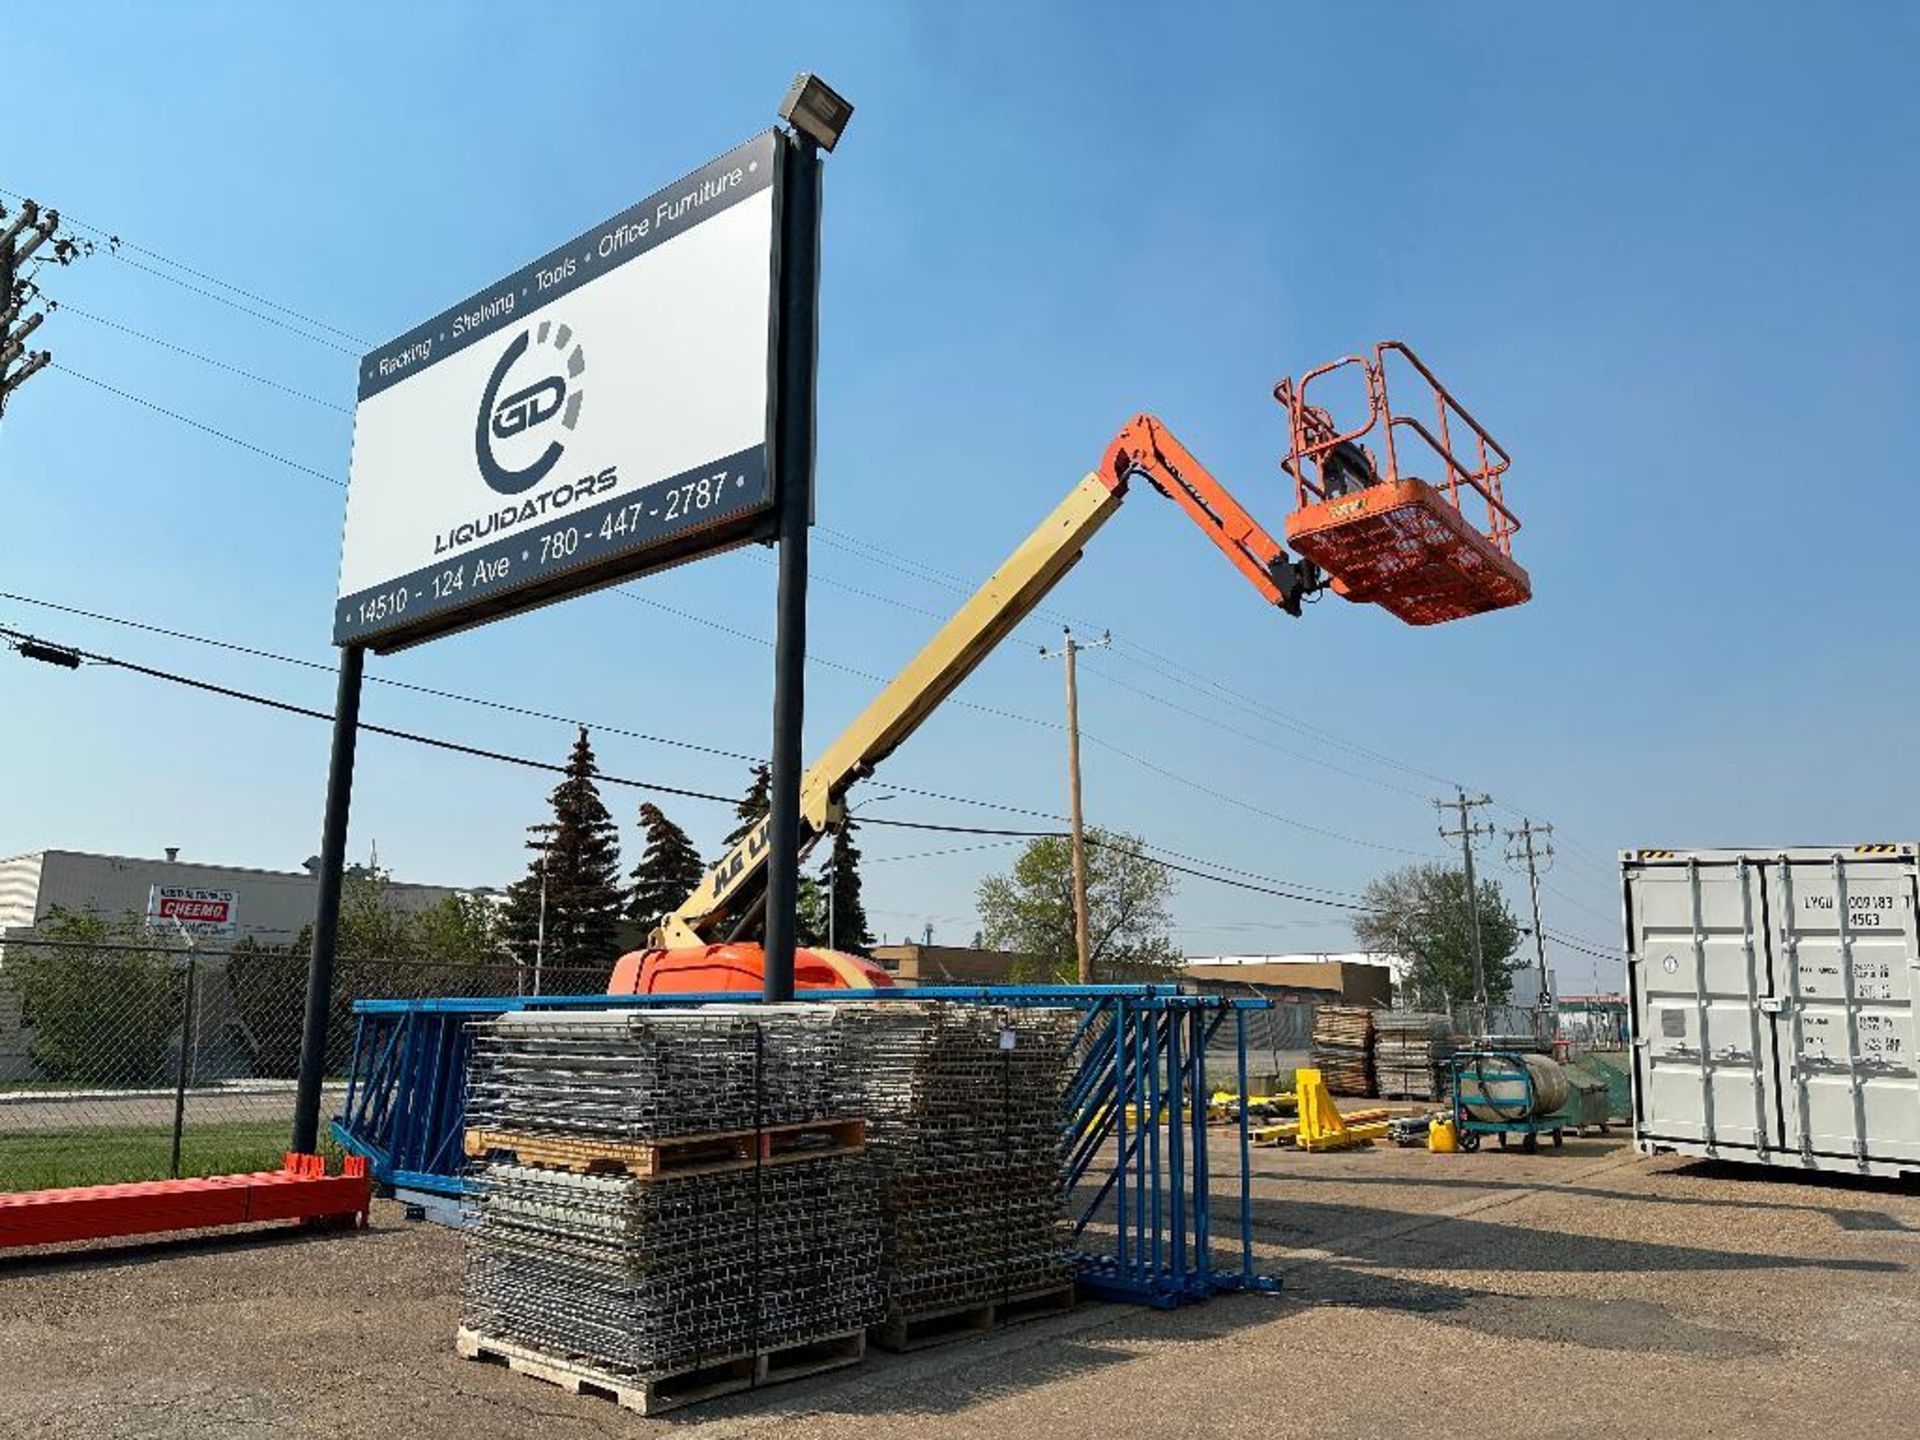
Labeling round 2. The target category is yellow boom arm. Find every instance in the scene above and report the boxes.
[652,416,1312,948]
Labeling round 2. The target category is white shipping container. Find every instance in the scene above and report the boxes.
[1624,845,1920,1178]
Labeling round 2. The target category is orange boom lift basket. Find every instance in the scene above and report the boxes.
[1277,342,1528,626]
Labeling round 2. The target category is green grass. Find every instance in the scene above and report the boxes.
[0,1120,303,1191]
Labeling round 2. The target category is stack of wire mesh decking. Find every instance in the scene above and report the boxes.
[1373,1011,1457,1101]
[834,1002,1079,1339]
[1309,1005,1377,1096]
[459,1007,882,1390]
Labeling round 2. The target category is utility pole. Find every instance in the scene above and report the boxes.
[0,199,62,419]
[1041,627,1109,983]
[1435,789,1497,1031]
[1505,817,1556,1022]
[534,846,549,997]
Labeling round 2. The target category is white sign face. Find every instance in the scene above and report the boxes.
[335,130,781,650]
[148,886,240,940]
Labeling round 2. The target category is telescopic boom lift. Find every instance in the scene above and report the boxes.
[611,343,1525,994]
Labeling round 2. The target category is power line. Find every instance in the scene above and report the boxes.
[0,182,371,351]
[0,589,1066,823]
[0,590,766,767]
[1539,876,1621,931]
[616,584,1428,857]
[826,522,1621,868]
[5,184,1604,863]
[1077,656,1431,801]
[1,197,1615,875]
[822,520,1462,792]
[0,622,1383,919]
[1080,730,1432,857]
[50,364,343,486]
[1539,927,1625,964]
[0,622,740,807]
[108,252,363,355]
[3,582,1427,879]
[48,301,352,411]
[611,586,1062,732]
[26,279,1577,864]
[862,839,1025,866]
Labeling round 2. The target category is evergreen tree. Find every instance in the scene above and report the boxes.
[627,802,706,929]
[501,727,625,976]
[824,820,873,954]
[723,761,772,850]
[796,874,829,949]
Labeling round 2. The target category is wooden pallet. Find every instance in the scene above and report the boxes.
[462,1118,865,1179]
[455,1326,864,1416]
[870,1282,1076,1353]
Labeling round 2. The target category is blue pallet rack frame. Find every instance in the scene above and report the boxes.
[331,984,1278,1305]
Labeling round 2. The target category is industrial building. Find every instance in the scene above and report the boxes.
[869,942,1033,986]
[0,848,475,1083]
[0,847,468,947]
[1183,952,1396,1007]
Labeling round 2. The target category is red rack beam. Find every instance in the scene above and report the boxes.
[0,1153,370,1251]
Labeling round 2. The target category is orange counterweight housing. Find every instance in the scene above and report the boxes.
[608,943,896,996]
[1277,341,1529,626]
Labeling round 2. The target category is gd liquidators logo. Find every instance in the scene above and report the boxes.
[476,320,587,495]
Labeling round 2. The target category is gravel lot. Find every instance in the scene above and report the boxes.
[2,1133,1914,1439]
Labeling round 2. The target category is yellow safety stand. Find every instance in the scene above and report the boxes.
[1292,1068,1389,1151]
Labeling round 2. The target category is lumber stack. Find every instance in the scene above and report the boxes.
[459,1007,882,1387]
[1373,1011,1458,1101]
[833,1003,1079,1338]
[1309,1005,1376,1096]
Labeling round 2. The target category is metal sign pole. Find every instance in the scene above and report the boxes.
[762,130,821,1003]
[292,643,365,1152]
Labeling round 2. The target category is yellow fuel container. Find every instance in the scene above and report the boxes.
[1428,1117,1458,1153]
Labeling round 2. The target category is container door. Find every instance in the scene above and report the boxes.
[1629,858,1779,1157]
[1769,855,1920,1168]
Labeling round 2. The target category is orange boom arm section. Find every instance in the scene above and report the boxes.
[1101,414,1319,616]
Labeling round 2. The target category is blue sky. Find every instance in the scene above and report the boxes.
[3,3,1915,989]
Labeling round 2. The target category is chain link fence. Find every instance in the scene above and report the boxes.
[0,936,609,1192]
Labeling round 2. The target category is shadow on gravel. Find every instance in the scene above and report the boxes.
[0,1220,359,1277]
[1287,1266,1782,1357]
[1248,1196,1904,1275]
[706,1326,1142,1422]
[1270,1162,1920,1233]
[1668,1157,1920,1199]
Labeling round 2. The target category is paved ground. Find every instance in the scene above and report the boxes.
[0,1083,347,1132]
[2,1133,1915,1438]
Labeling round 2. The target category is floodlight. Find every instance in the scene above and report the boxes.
[779,72,854,152]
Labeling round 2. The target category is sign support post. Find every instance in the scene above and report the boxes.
[762,130,822,1004]
[292,643,365,1154]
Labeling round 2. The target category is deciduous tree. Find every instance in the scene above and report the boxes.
[1351,862,1523,1009]
[976,827,1181,981]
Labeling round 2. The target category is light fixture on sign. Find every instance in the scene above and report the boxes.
[779,72,855,152]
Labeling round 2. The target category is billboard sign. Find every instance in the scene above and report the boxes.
[335,130,782,650]
[148,885,240,940]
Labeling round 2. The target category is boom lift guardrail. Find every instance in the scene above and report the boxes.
[613,343,1526,993]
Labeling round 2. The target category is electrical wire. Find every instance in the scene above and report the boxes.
[0,623,738,806]
[1076,656,1431,801]
[7,190,1621,882]
[49,365,344,486]
[0,590,764,767]
[0,622,1384,917]
[48,301,353,412]
[1078,731,1434,857]
[0,182,372,350]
